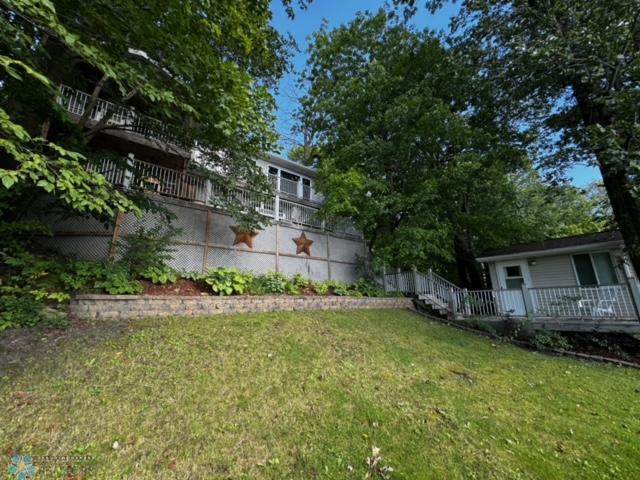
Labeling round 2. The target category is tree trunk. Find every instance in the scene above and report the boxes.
[571,80,640,275]
[453,236,486,289]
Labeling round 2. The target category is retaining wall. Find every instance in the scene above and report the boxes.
[70,295,414,319]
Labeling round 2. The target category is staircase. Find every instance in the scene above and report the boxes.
[383,270,461,317]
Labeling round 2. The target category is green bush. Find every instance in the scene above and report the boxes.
[140,265,178,285]
[314,282,330,295]
[530,331,572,351]
[259,271,289,294]
[94,264,144,295]
[0,296,47,330]
[119,220,180,278]
[204,267,253,296]
[352,278,385,297]
[182,271,205,282]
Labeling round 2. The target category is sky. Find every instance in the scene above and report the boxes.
[269,0,601,187]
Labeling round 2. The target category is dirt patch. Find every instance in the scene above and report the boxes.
[141,279,210,296]
[0,316,133,376]
[563,332,640,364]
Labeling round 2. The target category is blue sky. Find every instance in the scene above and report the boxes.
[269,0,600,187]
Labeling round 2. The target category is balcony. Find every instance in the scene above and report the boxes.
[57,85,187,153]
[88,158,359,237]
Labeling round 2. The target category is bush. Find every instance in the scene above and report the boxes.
[352,278,385,297]
[204,267,253,296]
[257,271,289,294]
[0,296,47,330]
[140,265,178,285]
[94,264,144,295]
[530,331,572,351]
[314,282,330,295]
[119,220,180,278]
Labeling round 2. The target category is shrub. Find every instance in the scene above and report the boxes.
[119,220,180,278]
[314,282,330,295]
[0,296,47,330]
[259,271,289,294]
[530,331,572,351]
[140,265,178,285]
[291,273,310,289]
[352,278,385,297]
[94,264,144,295]
[182,271,205,282]
[204,267,253,296]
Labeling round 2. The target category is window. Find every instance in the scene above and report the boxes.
[504,265,524,289]
[572,252,618,286]
[302,178,311,200]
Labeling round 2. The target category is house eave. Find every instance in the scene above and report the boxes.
[476,240,625,263]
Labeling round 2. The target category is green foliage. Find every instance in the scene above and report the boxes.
[351,279,385,297]
[181,271,205,282]
[530,331,573,352]
[119,221,180,278]
[313,281,330,296]
[1,0,297,231]
[140,265,178,285]
[0,296,47,331]
[204,268,253,296]
[93,264,143,295]
[255,271,289,294]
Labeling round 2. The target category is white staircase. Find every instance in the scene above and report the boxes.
[383,269,462,316]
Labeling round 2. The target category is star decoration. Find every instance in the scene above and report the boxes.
[292,232,314,256]
[230,225,257,248]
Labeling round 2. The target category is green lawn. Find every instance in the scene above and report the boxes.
[1,309,639,479]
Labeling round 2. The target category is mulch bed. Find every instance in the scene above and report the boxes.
[563,332,640,364]
[141,279,210,296]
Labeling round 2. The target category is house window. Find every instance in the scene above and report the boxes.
[302,178,311,200]
[504,265,524,289]
[572,253,618,286]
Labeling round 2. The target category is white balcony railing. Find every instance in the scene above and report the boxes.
[58,85,184,149]
[529,285,637,319]
[87,157,360,237]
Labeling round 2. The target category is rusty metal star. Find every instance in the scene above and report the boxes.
[292,232,314,256]
[230,225,257,249]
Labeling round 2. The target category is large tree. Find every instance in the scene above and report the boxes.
[0,0,300,228]
[396,0,640,277]
[299,11,608,286]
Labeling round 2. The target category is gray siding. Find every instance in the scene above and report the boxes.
[528,255,577,287]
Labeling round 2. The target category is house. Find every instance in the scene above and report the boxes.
[384,231,640,331]
[29,85,365,282]
[474,231,640,328]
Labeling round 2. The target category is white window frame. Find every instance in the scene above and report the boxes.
[570,251,619,286]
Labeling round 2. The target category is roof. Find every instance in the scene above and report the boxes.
[262,152,316,178]
[476,231,623,262]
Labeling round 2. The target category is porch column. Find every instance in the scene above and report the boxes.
[521,283,535,318]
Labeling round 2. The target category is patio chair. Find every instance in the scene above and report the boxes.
[590,286,620,317]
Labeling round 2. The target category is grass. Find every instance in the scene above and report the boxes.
[1,309,639,479]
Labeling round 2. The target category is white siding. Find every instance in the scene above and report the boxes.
[528,255,577,287]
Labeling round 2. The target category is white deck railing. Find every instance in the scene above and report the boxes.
[87,157,359,236]
[59,85,322,203]
[58,85,184,149]
[529,285,636,319]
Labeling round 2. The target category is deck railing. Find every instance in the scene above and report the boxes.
[87,157,359,237]
[529,285,636,319]
[58,85,184,149]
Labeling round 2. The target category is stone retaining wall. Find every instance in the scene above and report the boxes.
[70,295,414,319]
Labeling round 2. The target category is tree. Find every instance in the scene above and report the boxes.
[0,0,297,229]
[396,0,640,281]
[299,10,608,287]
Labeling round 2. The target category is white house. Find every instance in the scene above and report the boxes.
[475,231,640,322]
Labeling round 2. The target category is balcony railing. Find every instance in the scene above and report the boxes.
[88,157,359,237]
[57,85,184,150]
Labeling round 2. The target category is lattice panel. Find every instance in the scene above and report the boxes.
[330,262,360,283]
[36,236,111,261]
[119,202,206,244]
[168,244,205,273]
[208,212,277,251]
[329,236,366,263]
[207,247,276,273]
[279,226,328,258]
[29,196,112,233]
[279,256,329,281]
